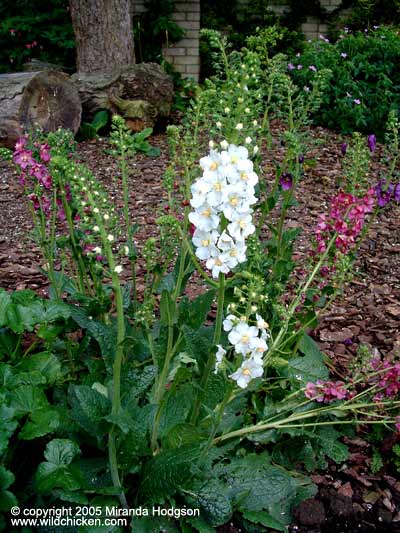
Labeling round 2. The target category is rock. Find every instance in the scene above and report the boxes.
[293,498,326,527]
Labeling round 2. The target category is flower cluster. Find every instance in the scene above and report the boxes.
[374,179,400,207]
[305,379,348,403]
[315,189,375,254]
[189,144,258,278]
[370,358,400,401]
[218,313,269,389]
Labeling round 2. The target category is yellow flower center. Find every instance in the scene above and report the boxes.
[240,172,248,181]
[230,249,237,257]
[230,197,238,206]
[201,239,210,247]
[210,162,218,171]
[215,258,223,266]
[202,209,211,218]
[231,155,238,163]
[214,182,222,191]
[239,219,246,228]
[241,335,249,344]
[242,368,251,376]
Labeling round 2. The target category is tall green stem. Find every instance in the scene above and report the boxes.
[190,273,225,424]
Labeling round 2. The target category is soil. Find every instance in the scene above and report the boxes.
[0,124,399,532]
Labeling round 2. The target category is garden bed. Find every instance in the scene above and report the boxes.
[1,124,399,531]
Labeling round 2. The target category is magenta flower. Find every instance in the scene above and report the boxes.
[367,134,377,153]
[13,149,35,169]
[354,99,361,105]
[395,416,400,432]
[40,143,51,163]
[297,64,303,70]
[279,172,293,191]
[394,183,400,202]
[287,63,295,71]
[15,136,28,152]
[309,65,317,72]
[27,193,40,210]
[341,143,347,156]
[341,52,348,58]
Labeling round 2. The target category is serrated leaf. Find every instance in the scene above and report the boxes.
[69,385,111,437]
[165,423,205,449]
[0,404,17,455]
[140,445,203,500]
[19,408,60,440]
[182,325,213,368]
[17,352,62,385]
[178,290,215,330]
[0,466,17,512]
[10,385,49,416]
[184,479,232,527]
[35,439,83,493]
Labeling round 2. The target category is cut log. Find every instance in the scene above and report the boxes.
[72,63,174,131]
[0,70,82,148]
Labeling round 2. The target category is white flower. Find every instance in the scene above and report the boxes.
[189,203,220,232]
[228,322,259,354]
[245,136,252,144]
[249,336,268,357]
[104,214,110,221]
[214,345,226,373]
[190,179,212,209]
[230,358,264,388]
[235,123,243,130]
[253,120,258,127]
[216,121,222,128]
[220,140,229,150]
[220,240,247,269]
[94,246,102,254]
[114,265,123,274]
[245,107,250,113]
[203,173,228,207]
[206,254,231,278]
[256,313,269,331]
[107,234,114,242]
[124,245,129,255]
[227,213,256,239]
[209,140,215,149]
[223,314,239,332]
[93,225,100,232]
[224,107,230,114]
[199,150,222,174]
[253,146,259,155]
[93,207,99,214]
[192,229,219,260]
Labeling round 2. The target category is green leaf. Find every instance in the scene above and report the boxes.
[165,423,205,449]
[44,438,80,465]
[140,445,203,500]
[184,479,232,527]
[19,408,60,440]
[0,404,18,455]
[69,385,111,437]
[10,385,49,417]
[242,510,286,531]
[17,352,62,385]
[178,290,215,330]
[92,110,109,132]
[0,290,11,326]
[0,466,17,512]
[182,325,213,368]
[160,290,177,325]
[35,439,83,493]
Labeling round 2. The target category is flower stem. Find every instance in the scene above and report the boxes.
[190,273,225,424]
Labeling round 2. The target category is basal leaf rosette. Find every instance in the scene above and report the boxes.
[189,143,257,278]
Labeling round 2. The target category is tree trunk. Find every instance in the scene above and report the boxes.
[73,63,174,131]
[69,0,135,77]
[0,71,82,148]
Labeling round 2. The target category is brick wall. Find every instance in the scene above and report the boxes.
[132,0,200,81]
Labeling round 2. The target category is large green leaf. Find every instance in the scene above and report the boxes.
[10,385,49,417]
[68,385,111,437]
[183,479,232,527]
[178,290,216,330]
[35,439,83,493]
[17,352,62,385]
[0,466,17,512]
[140,445,203,500]
[0,404,17,455]
[19,408,60,440]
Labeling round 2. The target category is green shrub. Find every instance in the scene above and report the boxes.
[288,26,400,136]
[0,0,75,73]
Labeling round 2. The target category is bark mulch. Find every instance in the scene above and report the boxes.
[0,125,399,532]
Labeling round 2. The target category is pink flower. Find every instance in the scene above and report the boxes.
[40,143,51,163]
[395,416,400,432]
[27,193,40,210]
[13,149,35,169]
[15,136,27,152]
